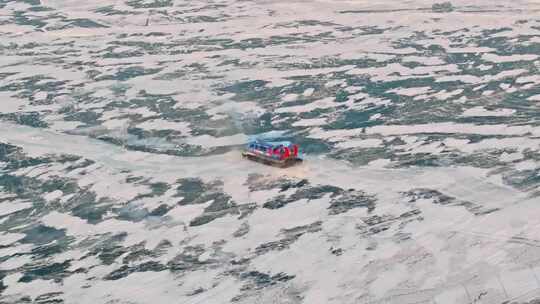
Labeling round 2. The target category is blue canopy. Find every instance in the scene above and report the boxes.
[248,140,292,150]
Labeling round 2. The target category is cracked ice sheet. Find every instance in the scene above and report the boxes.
[1,122,539,303]
[2,0,540,303]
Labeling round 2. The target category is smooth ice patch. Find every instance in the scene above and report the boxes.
[462,107,515,117]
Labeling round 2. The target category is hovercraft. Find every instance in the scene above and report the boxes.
[242,140,302,168]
